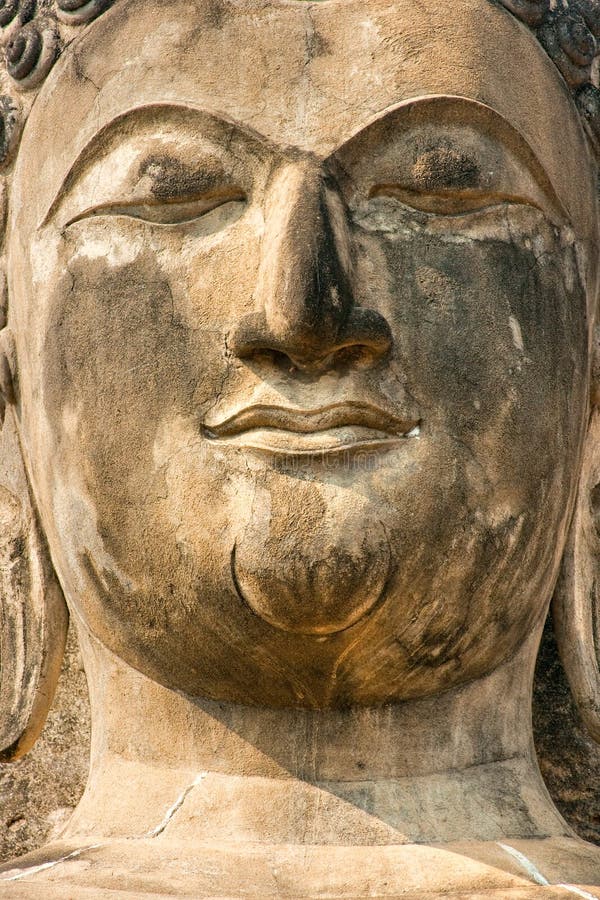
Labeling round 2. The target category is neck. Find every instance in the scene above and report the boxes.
[64,619,568,847]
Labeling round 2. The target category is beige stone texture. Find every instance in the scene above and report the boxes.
[0,0,600,896]
[0,627,89,864]
[1,619,599,867]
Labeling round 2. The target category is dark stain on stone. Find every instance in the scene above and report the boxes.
[9,535,24,562]
[307,29,331,59]
[201,0,225,30]
[411,145,481,192]
[139,154,225,202]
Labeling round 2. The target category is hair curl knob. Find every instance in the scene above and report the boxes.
[5,22,41,80]
[500,0,548,27]
[558,15,597,67]
[55,0,113,25]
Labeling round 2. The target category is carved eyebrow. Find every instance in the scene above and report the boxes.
[330,95,535,155]
[41,103,271,228]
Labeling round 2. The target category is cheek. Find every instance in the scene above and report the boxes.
[338,212,589,697]
[357,210,587,490]
[33,220,260,587]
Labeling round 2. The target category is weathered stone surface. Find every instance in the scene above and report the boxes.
[0,627,89,862]
[0,0,598,895]
[0,617,598,867]
[533,619,600,846]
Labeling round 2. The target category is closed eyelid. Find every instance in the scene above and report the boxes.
[57,170,245,230]
[64,187,247,228]
[368,184,546,218]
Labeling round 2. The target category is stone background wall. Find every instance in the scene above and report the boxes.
[0,616,598,861]
[533,618,600,844]
[0,627,90,861]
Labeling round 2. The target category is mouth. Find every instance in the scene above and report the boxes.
[202,402,421,457]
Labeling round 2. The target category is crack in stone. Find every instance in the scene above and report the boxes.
[497,841,550,886]
[145,772,207,838]
[0,772,208,882]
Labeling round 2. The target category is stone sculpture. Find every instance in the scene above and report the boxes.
[0,0,599,895]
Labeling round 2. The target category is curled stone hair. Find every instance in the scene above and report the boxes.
[0,0,595,165]
[501,0,600,151]
[0,0,114,168]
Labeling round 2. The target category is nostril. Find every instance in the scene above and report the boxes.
[332,344,380,369]
[343,308,394,358]
[234,345,324,378]
[254,348,301,374]
[228,306,393,373]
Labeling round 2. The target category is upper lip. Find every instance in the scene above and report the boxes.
[203,402,418,438]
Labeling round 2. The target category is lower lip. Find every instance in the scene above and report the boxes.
[205,425,419,457]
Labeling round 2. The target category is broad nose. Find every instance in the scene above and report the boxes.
[228,160,392,371]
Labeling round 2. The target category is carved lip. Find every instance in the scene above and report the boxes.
[202,403,420,456]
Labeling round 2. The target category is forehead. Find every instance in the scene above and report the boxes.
[11,0,597,242]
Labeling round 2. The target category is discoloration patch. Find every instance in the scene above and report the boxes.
[139,153,226,203]
[411,145,482,192]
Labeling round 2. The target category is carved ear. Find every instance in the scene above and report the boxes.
[553,405,600,742]
[0,359,68,761]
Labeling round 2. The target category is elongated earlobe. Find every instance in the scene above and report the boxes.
[553,404,600,742]
[0,336,68,761]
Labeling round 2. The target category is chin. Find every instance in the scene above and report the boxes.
[231,487,392,635]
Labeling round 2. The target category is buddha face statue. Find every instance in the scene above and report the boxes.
[4,0,599,709]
